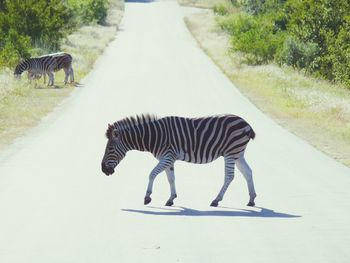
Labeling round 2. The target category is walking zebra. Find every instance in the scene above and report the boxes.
[14,52,74,86]
[101,114,257,207]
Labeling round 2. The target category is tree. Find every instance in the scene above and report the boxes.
[3,0,74,50]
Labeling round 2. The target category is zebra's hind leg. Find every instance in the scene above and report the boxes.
[165,166,177,206]
[236,155,256,206]
[210,155,235,207]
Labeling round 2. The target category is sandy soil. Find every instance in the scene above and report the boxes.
[0,1,349,262]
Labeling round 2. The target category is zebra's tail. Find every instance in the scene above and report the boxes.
[249,126,256,140]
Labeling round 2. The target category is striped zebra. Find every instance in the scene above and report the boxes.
[101,114,257,207]
[14,52,74,86]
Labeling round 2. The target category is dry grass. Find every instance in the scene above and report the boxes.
[0,0,124,149]
[185,9,350,166]
[178,0,229,9]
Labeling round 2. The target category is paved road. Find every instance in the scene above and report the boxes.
[1,1,349,262]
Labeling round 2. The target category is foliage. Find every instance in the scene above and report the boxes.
[213,0,240,15]
[218,0,350,87]
[69,0,108,25]
[285,0,350,84]
[218,12,285,64]
[0,29,31,67]
[240,0,265,15]
[213,3,230,16]
[0,0,74,56]
[0,0,109,68]
[278,37,319,71]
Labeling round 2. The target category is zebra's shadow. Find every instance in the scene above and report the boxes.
[122,206,300,218]
[33,82,83,89]
[34,84,63,89]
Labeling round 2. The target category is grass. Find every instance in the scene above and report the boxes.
[0,0,124,150]
[178,0,230,9]
[184,7,350,166]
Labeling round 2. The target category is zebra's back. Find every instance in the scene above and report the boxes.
[156,115,254,163]
[38,53,72,71]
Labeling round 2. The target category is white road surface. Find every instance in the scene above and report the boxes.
[1,1,350,262]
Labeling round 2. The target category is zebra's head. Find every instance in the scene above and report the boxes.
[101,124,127,176]
[14,60,28,77]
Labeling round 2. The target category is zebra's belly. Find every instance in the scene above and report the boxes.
[177,150,221,164]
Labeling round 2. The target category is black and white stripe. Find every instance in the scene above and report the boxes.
[101,114,257,207]
[14,52,74,86]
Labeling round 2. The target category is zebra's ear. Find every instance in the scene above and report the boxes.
[106,123,115,139]
[112,129,120,139]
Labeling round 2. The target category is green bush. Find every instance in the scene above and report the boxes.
[69,0,108,25]
[278,37,319,71]
[0,29,31,67]
[217,12,254,35]
[217,0,350,88]
[331,26,350,86]
[240,0,264,15]
[286,0,350,84]
[224,13,284,64]
[2,0,74,50]
[0,0,110,69]
[213,3,230,16]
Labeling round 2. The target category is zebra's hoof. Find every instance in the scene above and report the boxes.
[247,201,255,207]
[165,200,174,206]
[210,200,219,207]
[144,196,152,205]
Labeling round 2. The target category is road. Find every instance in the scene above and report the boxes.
[1,1,350,262]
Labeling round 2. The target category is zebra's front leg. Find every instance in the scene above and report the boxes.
[210,156,235,207]
[165,166,177,206]
[144,153,175,205]
[69,67,75,83]
[63,68,69,84]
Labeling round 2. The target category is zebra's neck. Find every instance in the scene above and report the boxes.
[15,61,28,75]
[120,124,147,152]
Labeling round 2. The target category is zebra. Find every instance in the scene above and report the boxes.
[14,52,74,86]
[101,114,257,207]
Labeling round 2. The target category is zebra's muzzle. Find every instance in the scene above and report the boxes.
[101,163,115,176]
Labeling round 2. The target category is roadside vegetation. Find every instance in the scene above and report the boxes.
[182,0,350,166]
[0,0,124,148]
[178,0,228,9]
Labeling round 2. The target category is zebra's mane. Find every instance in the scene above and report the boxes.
[106,114,158,139]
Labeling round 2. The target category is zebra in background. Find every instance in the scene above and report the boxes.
[101,114,257,207]
[14,52,74,86]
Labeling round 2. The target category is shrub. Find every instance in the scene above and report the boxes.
[240,0,265,15]
[70,0,108,25]
[0,0,109,69]
[2,0,74,50]
[226,13,285,64]
[286,0,350,85]
[0,29,31,67]
[332,27,350,86]
[217,12,254,35]
[278,37,319,71]
[213,3,230,16]
[216,0,350,88]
